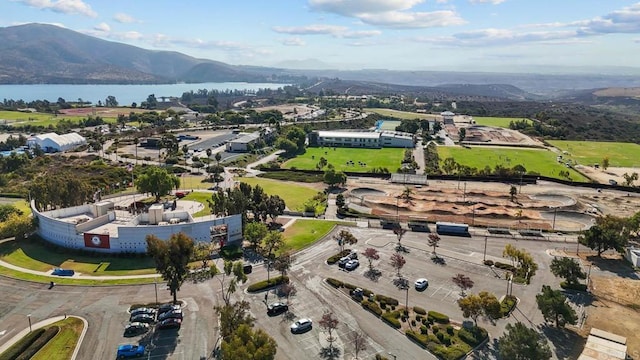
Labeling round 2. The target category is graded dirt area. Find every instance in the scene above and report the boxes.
[578,165,640,186]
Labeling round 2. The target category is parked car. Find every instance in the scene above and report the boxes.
[158,309,183,321]
[124,322,150,336]
[290,318,313,334]
[130,307,156,317]
[344,259,359,271]
[337,256,351,268]
[414,278,429,291]
[157,303,181,315]
[157,318,182,330]
[130,314,155,324]
[116,344,145,358]
[52,268,74,276]
[267,302,289,316]
[348,251,358,260]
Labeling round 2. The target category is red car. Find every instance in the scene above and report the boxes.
[175,191,188,198]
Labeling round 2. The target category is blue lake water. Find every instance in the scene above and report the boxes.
[0,82,286,105]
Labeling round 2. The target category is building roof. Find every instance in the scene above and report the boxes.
[316,131,381,139]
[30,132,86,148]
[441,111,455,116]
[230,132,260,144]
[578,328,627,360]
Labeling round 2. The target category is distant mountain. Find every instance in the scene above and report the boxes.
[0,23,278,84]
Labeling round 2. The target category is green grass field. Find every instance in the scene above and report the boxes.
[0,110,115,127]
[31,317,83,360]
[0,238,157,276]
[281,219,343,253]
[0,264,156,285]
[438,146,589,181]
[547,140,640,168]
[236,177,320,211]
[473,117,531,128]
[283,147,404,173]
[183,191,213,217]
[365,108,439,120]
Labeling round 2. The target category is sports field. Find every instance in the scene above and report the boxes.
[438,146,589,181]
[0,110,115,127]
[365,108,438,120]
[473,117,531,128]
[236,177,320,211]
[547,140,640,167]
[283,147,404,173]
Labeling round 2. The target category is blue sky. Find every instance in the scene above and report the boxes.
[3,0,640,72]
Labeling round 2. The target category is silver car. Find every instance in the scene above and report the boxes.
[290,318,313,334]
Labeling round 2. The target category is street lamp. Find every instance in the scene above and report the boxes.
[483,236,488,262]
[154,278,158,305]
[27,314,32,332]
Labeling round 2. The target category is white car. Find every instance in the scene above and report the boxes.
[345,259,359,271]
[415,278,429,290]
[290,318,313,333]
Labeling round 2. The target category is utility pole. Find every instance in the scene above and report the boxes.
[27,314,32,332]
[483,236,488,262]
[552,207,558,231]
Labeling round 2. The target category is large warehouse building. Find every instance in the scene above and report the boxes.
[308,130,415,149]
[31,200,242,253]
[27,132,86,152]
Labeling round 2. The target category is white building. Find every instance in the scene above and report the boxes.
[441,111,455,124]
[226,132,261,152]
[309,130,414,149]
[27,132,86,152]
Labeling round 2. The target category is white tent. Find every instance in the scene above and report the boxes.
[27,132,86,152]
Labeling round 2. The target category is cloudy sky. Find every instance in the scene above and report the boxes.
[3,0,640,72]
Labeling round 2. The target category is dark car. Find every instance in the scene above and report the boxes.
[157,318,182,330]
[267,302,289,316]
[130,307,156,317]
[130,314,155,324]
[124,322,150,336]
[158,309,183,321]
[157,303,181,315]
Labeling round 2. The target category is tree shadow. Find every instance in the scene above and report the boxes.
[364,269,382,282]
[319,346,341,359]
[467,338,499,359]
[393,277,409,289]
[540,325,586,360]
[585,255,639,279]
[242,248,264,264]
[431,255,446,266]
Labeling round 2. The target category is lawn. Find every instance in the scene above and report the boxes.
[438,146,589,181]
[180,175,210,190]
[283,147,404,173]
[183,191,213,217]
[281,219,344,253]
[365,108,439,120]
[0,264,156,285]
[473,116,531,128]
[547,140,640,168]
[31,317,84,360]
[236,177,320,212]
[0,110,115,127]
[0,238,157,276]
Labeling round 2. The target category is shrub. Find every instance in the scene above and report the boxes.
[432,325,440,334]
[382,312,402,329]
[446,325,454,335]
[500,295,517,317]
[374,294,399,306]
[428,311,450,324]
[362,288,373,297]
[326,278,343,288]
[458,326,488,346]
[375,355,389,360]
[1,328,45,360]
[343,283,357,291]
[413,306,427,315]
[436,331,445,342]
[327,249,351,264]
[420,325,428,334]
[560,281,588,292]
[494,261,517,272]
[405,330,429,348]
[483,259,494,266]
[17,326,59,360]
[441,334,451,346]
[247,276,289,292]
[415,314,423,322]
[361,300,382,317]
[219,245,243,260]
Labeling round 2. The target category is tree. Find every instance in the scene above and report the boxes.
[265,195,286,222]
[335,194,346,209]
[578,215,629,256]
[502,244,538,283]
[273,251,293,278]
[458,128,466,142]
[323,168,347,188]
[452,273,475,296]
[145,94,158,109]
[105,95,118,107]
[478,291,502,321]
[244,221,268,250]
[427,234,440,257]
[278,282,297,305]
[319,311,339,354]
[392,224,407,250]
[220,323,277,360]
[350,330,367,360]
[362,247,380,271]
[262,231,284,281]
[498,322,552,360]
[457,294,483,326]
[623,172,638,187]
[389,253,406,277]
[536,285,577,328]
[602,157,610,170]
[0,212,35,240]
[550,257,586,285]
[136,166,180,202]
[335,229,358,252]
[215,300,255,340]
[146,233,195,304]
[509,185,517,202]
[212,260,248,306]
[215,152,222,165]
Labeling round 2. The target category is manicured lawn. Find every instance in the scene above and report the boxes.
[183,191,213,217]
[365,108,439,120]
[31,317,84,360]
[0,238,157,275]
[547,140,640,167]
[438,146,589,181]
[0,110,115,127]
[283,147,404,173]
[0,264,156,285]
[473,116,531,128]
[281,219,344,253]
[236,177,320,212]
[180,175,210,190]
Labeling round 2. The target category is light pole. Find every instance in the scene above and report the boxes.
[154,278,158,305]
[27,314,32,332]
[483,236,488,262]
[552,207,558,231]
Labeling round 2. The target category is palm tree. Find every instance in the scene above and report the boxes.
[133,137,139,166]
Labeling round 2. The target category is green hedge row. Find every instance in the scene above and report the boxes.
[327,249,352,265]
[428,343,468,360]
[500,295,517,317]
[560,281,588,292]
[361,300,383,317]
[326,278,343,288]
[457,326,488,347]
[381,312,402,329]
[493,261,517,273]
[413,306,427,315]
[375,294,399,306]
[247,276,289,292]
[427,311,450,324]
[16,327,60,360]
[0,328,45,360]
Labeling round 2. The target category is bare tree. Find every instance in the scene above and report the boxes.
[393,224,407,251]
[452,273,475,297]
[336,229,358,252]
[427,234,440,257]
[350,330,367,359]
[319,311,340,354]
[278,282,297,306]
[389,253,406,278]
[274,251,293,278]
[362,248,380,271]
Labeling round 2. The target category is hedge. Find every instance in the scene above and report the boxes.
[361,300,383,317]
[561,281,588,292]
[413,306,427,315]
[326,278,343,288]
[457,326,488,347]
[374,294,399,306]
[375,354,389,360]
[382,312,402,329]
[428,311,450,324]
[247,276,289,292]
[500,295,517,317]
[0,328,45,360]
[327,249,352,265]
[494,261,517,272]
[483,260,494,266]
[219,245,243,260]
[16,326,60,360]
[406,330,429,348]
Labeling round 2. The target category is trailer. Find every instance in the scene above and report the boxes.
[435,222,469,236]
[408,220,430,232]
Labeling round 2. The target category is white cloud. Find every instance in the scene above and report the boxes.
[13,0,97,17]
[272,24,381,38]
[113,13,139,24]
[93,22,110,32]
[12,21,65,28]
[469,0,506,4]
[577,3,640,35]
[281,37,306,46]
[308,0,465,28]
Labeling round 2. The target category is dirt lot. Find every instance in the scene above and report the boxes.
[58,107,151,117]
[253,104,319,120]
[578,165,640,186]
